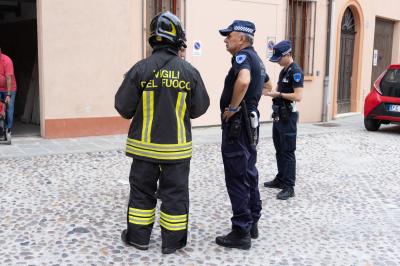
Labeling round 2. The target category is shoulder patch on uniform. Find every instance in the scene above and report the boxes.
[293,73,302,82]
[235,54,247,64]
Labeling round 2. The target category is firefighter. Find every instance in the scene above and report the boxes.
[215,20,270,250]
[115,11,209,254]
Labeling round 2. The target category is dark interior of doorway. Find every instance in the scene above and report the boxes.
[0,0,39,137]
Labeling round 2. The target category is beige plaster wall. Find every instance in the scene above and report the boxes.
[38,0,142,123]
[37,0,400,136]
[360,0,400,99]
[184,0,329,125]
[331,0,400,118]
[295,0,328,123]
[184,0,287,126]
[36,0,331,131]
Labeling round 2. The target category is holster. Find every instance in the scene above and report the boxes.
[240,101,257,149]
[272,103,293,122]
[228,112,242,139]
[279,105,290,121]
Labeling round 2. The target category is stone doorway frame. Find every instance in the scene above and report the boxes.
[332,0,364,117]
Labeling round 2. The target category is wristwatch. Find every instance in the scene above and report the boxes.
[228,106,239,112]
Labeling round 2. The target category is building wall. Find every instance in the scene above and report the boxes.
[331,0,400,119]
[36,0,400,138]
[185,0,329,125]
[185,0,286,126]
[361,0,400,100]
[297,0,328,123]
[37,0,142,137]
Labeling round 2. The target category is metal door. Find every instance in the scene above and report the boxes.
[371,18,394,87]
[337,8,355,114]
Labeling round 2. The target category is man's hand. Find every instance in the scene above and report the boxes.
[222,106,241,122]
[262,87,271,96]
[265,87,304,102]
[262,80,272,96]
[5,95,11,104]
[266,90,280,98]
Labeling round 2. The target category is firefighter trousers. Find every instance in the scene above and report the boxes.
[126,158,190,249]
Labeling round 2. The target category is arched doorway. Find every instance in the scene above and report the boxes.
[337,8,356,114]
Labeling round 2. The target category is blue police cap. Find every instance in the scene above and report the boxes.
[219,20,256,36]
[270,40,292,62]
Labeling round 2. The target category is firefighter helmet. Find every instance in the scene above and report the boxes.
[149,11,187,48]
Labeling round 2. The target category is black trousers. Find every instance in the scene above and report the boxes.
[126,158,190,249]
[272,112,298,187]
[221,119,262,233]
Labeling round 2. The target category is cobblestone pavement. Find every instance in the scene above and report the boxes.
[1,115,400,265]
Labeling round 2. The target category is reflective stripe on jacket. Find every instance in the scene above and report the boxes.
[115,46,210,163]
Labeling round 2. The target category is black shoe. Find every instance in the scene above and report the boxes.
[215,230,251,250]
[264,178,284,189]
[121,229,149,250]
[276,187,295,200]
[250,222,258,239]
[161,242,186,254]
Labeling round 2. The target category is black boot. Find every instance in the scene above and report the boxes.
[161,242,186,254]
[121,229,149,250]
[276,186,295,200]
[264,178,284,189]
[215,229,251,250]
[250,222,258,239]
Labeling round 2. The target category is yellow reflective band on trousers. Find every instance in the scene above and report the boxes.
[126,138,192,160]
[128,207,155,226]
[141,91,154,143]
[160,211,188,231]
[175,92,187,144]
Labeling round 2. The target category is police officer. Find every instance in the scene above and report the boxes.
[115,11,209,254]
[216,20,269,250]
[263,40,304,200]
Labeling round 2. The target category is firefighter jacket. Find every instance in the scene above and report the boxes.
[115,46,210,163]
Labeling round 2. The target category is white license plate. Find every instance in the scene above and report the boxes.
[388,104,400,112]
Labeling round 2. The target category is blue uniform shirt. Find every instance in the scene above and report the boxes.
[273,62,304,106]
[220,46,268,112]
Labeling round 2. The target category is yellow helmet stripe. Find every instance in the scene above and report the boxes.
[164,21,177,36]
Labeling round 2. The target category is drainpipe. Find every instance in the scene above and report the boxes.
[322,0,335,122]
[184,0,187,30]
[141,0,145,59]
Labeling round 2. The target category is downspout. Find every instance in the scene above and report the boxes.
[184,0,187,30]
[322,0,335,122]
[141,0,145,59]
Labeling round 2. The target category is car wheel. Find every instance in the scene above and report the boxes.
[364,118,381,131]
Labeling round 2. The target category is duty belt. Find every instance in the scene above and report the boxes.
[272,104,292,122]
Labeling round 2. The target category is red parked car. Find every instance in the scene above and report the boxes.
[364,64,400,131]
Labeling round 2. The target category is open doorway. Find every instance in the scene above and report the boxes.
[0,0,39,137]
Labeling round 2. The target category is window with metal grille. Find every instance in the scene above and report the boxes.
[145,0,181,57]
[286,0,316,76]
